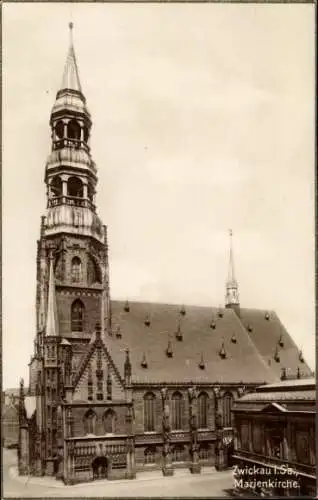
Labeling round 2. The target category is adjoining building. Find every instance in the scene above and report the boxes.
[231,377,316,497]
[18,24,312,484]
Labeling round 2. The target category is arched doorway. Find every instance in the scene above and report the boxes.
[92,456,108,480]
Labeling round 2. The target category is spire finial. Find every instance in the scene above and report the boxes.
[225,229,240,309]
[60,22,82,93]
[45,256,59,337]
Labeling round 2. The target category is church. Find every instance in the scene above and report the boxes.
[18,25,312,484]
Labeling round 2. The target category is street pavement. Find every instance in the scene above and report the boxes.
[3,448,234,498]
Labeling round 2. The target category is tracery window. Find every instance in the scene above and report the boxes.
[198,392,208,429]
[223,392,233,428]
[144,447,156,464]
[71,257,82,283]
[103,409,116,434]
[199,443,210,460]
[144,392,156,432]
[171,391,183,430]
[84,409,96,435]
[172,444,185,462]
[71,299,84,332]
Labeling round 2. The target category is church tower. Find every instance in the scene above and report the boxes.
[32,23,111,475]
[225,229,240,316]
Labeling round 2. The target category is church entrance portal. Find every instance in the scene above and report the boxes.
[92,456,108,480]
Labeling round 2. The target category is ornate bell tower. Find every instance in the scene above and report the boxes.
[30,23,112,475]
[36,23,111,343]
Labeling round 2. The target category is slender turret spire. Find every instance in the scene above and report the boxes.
[45,255,59,336]
[61,22,82,93]
[225,229,240,313]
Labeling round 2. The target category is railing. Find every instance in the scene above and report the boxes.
[53,139,90,153]
[48,195,95,212]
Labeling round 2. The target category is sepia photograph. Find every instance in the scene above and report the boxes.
[2,2,316,498]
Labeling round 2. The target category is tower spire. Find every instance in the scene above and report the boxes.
[225,229,240,313]
[61,22,82,93]
[45,254,59,336]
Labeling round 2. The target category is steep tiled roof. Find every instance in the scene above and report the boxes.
[104,301,279,384]
[238,308,312,378]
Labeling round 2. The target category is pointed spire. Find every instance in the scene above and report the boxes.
[124,348,132,380]
[225,229,240,309]
[45,254,58,336]
[61,22,82,93]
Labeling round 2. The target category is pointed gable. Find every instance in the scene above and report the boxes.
[73,330,125,401]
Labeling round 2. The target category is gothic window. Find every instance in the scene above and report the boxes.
[84,410,96,435]
[223,392,233,428]
[67,176,83,198]
[87,255,102,284]
[71,299,84,332]
[103,410,116,434]
[71,257,82,283]
[50,176,63,197]
[171,391,183,430]
[67,119,81,141]
[198,392,208,429]
[172,444,185,462]
[144,392,156,432]
[144,447,156,464]
[199,443,210,460]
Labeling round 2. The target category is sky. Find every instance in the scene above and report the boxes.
[2,3,315,389]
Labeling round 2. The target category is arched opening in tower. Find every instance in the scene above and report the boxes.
[55,121,64,140]
[67,119,81,141]
[50,176,63,197]
[67,176,83,198]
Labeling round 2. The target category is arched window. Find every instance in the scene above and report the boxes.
[71,299,84,332]
[67,176,83,198]
[172,444,185,462]
[50,176,63,197]
[171,391,183,430]
[87,256,102,285]
[71,257,82,283]
[144,447,156,464]
[198,392,208,429]
[223,392,234,428]
[55,121,64,140]
[144,392,156,432]
[103,409,116,434]
[199,443,210,460]
[84,409,96,435]
[67,119,81,140]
